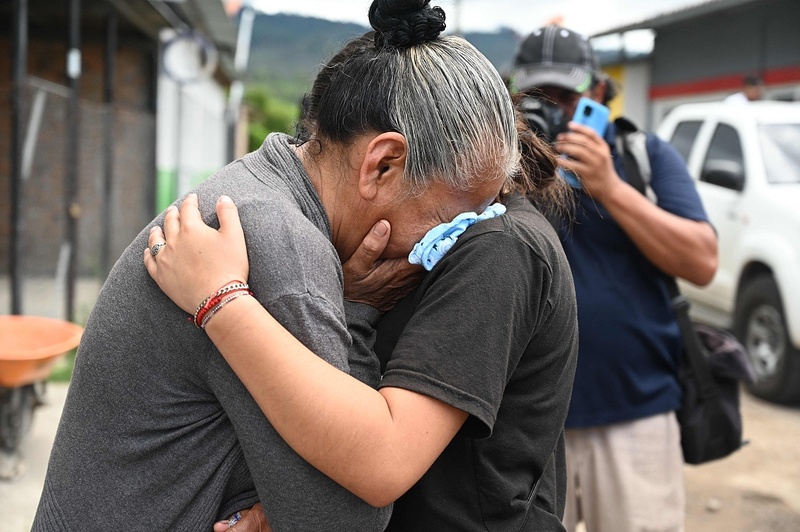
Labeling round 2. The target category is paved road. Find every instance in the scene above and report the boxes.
[1,383,799,531]
[0,383,68,531]
[684,392,800,531]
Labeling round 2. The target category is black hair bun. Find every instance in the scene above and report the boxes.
[369,0,446,49]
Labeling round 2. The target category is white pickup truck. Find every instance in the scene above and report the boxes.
[656,101,800,404]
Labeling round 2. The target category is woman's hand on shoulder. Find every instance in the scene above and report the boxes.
[144,193,250,315]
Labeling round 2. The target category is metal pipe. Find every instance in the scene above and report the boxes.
[100,7,118,279]
[64,0,82,321]
[227,0,255,162]
[147,0,188,31]
[21,89,47,182]
[10,0,28,315]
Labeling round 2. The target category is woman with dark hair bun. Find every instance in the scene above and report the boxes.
[35,0,527,530]
[141,0,578,530]
[150,7,576,530]
[153,115,577,532]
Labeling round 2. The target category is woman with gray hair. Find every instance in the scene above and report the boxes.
[34,0,523,530]
[145,2,578,530]
[147,108,578,532]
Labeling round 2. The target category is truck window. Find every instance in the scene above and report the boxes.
[704,123,743,166]
[759,124,800,184]
[701,123,744,188]
[669,120,702,162]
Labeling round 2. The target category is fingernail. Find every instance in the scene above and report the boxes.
[219,195,233,204]
[373,221,388,237]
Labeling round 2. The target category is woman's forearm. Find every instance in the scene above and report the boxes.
[204,295,466,507]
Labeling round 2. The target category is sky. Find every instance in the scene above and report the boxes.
[245,0,705,37]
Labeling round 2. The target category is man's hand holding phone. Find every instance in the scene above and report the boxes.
[556,97,619,198]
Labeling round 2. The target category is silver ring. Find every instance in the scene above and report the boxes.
[150,242,166,258]
[228,511,242,527]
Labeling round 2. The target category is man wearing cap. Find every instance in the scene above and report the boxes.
[511,25,718,532]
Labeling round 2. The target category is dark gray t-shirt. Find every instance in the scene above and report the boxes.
[375,194,578,531]
[33,134,389,532]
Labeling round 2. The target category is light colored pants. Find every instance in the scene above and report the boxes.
[562,411,686,532]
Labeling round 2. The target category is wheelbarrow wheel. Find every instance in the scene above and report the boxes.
[0,384,37,479]
[33,380,48,407]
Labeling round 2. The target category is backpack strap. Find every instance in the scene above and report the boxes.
[615,121,701,375]
[614,116,655,202]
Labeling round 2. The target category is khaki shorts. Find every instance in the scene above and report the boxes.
[563,411,685,532]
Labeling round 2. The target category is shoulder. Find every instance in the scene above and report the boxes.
[606,118,685,179]
[642,132,692,182]
[194,178,331,257]
[637,135,710,221]
[200,189,340,301]
[447,194,568,284]
[238,196,336,265]
[644,131,677,158]
[461,196,545,244]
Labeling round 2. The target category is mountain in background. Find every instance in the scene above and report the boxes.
[245,13,522,104]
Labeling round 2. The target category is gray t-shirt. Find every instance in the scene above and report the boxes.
[33,134,390,532]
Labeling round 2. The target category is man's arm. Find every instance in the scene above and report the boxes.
[589,176,716,285]
[558,122,718,285]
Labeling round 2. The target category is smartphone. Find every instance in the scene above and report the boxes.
[559,97,611,188]
[572,97,610,137]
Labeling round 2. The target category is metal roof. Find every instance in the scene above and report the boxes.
[0,0,237,79]
[124,0,238,78]
[107,0,236,68]
[590,0,762,37]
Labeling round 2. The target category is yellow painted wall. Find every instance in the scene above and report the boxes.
[603,64,625,119]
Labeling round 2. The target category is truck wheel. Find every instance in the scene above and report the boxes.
[734,275,800,404]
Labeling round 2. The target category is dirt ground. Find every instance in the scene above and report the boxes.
[2,384,799,531]
[684,391,800,531]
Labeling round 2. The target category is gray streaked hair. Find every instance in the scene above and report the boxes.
[297,20,519,196]
[390,35,519,194]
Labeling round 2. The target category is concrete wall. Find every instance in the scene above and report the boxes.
[155,29,229,212]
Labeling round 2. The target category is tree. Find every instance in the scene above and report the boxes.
[244,84,300,151]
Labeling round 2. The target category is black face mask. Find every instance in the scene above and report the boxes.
[518,95,569,145]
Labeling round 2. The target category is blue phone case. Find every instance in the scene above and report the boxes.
[560,98,611,188]
[573,97,610,137]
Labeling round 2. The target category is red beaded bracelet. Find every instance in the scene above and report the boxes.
[192,280,250,328]
[194,289,250,327]
[199,290,252,329]
[193,280,247,315]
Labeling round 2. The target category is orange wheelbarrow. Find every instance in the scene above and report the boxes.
[0,315,83,480]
